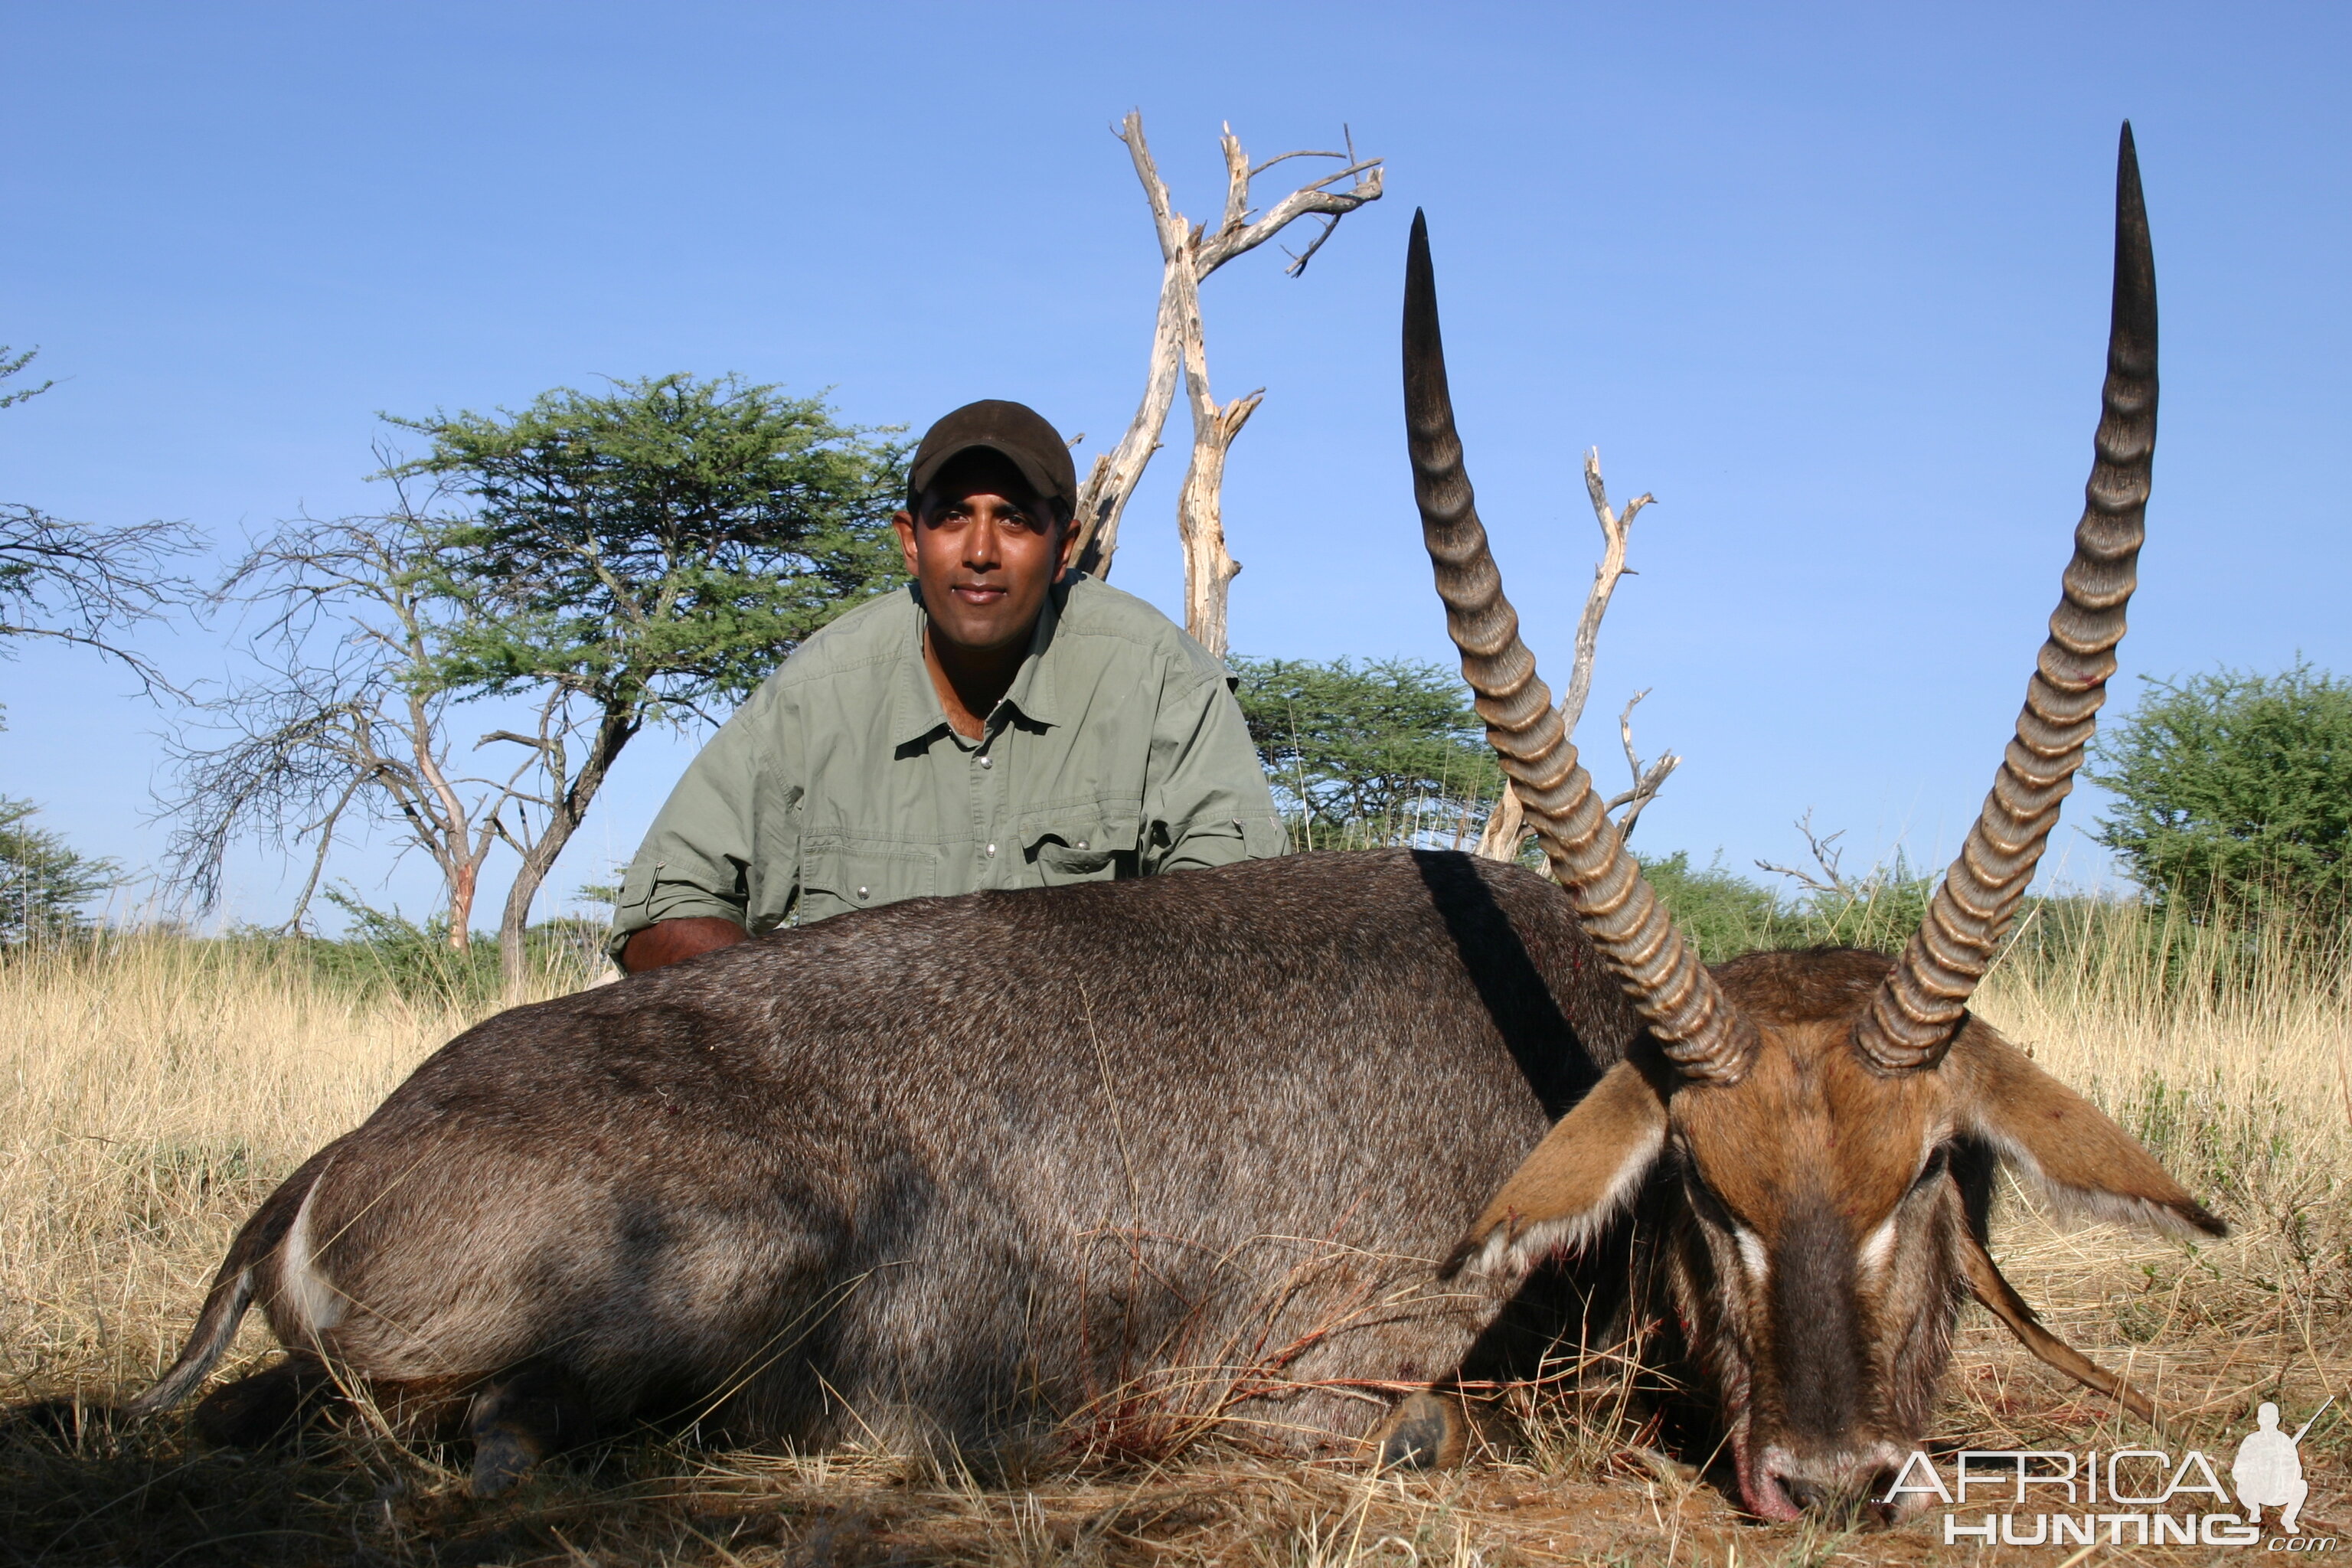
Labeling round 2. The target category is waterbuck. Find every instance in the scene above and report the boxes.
[1393,122,2220,1518]
[105,123,2212,1522]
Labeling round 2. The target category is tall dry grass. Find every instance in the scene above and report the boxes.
[0,935,593,1405]
[0,908,2345,1565]
[1961,900,2352,1467]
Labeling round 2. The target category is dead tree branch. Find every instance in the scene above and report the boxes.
[1475,447,1671,860]
[0,345,201,697]
[1603,689,1681,840]
[1755,809,1857,898]
[0,505,201,698]
[1561,448,1653,734]
[1070,111,1383,656]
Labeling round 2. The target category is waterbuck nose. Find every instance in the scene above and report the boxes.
[1782,1475,1835,1514]
[1768,1453,1905,1525]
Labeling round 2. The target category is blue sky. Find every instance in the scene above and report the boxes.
[4,2,2346,930]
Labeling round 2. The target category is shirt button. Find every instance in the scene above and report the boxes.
[1076,840,1088,851]
[856,887,868,899]
[978,755,993,769]
[985,844,997,857]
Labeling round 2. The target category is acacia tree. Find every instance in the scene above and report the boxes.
[1230,655,1500,851]
[1,346,199,704]
[1071,113,1383,658]
[392,374,907,987]
[162,481,546,944]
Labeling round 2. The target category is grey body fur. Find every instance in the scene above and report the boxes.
[139,848,1641,1458]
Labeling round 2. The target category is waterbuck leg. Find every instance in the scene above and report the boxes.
[194,1354,330,1449]
[1958,1230,2161,1429]
[1370,1389,1472,1470]
[467,1361,592,1498]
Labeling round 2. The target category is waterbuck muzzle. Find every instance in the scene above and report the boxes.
[1410,123,2226,1523]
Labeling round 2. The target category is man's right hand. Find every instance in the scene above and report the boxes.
[619,916,750,975]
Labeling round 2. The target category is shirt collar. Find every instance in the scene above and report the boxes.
[890,580,1067,746]
[998,581,1065,729]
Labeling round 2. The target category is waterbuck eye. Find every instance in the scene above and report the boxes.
[1909,1146,1952,1194]
[1681,1163,1741,1233]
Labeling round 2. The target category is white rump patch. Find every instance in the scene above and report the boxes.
[279,1180,345,1338]
[1460,1116,1666,1280]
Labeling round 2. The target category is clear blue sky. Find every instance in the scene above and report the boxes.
[5,2,2346,929]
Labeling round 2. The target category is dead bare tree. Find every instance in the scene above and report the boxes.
[161,474,557,946]
[1071,113,1382,658]
[1474,447,1680,861]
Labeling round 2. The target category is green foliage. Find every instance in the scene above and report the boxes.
[267,886,606,1007]
[1230,655,1501,851]
[1638,847,1937,962]
[389,373,910,719]
[0,345,53,410]
[1781,851,1939,953]
[0,797,121,945]
[2090,662,2352,918]
[1635,851,1782,962]
[2115,1068,2298,1208]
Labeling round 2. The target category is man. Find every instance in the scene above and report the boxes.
[611,398,1285,973]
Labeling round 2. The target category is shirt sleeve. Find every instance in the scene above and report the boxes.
[1141,665,1289,876]
[606,688,795,959]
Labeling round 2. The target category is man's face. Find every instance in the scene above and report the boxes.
[893,451,1076,658]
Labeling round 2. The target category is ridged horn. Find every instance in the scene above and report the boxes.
[1855,123,2158,1072]
[1404,210,1756,1086]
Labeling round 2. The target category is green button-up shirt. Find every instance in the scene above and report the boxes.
[608,575,1285,956]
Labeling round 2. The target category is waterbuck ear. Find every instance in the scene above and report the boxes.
[1442,1059,1668,1281]
[1945,1027,2226,1240]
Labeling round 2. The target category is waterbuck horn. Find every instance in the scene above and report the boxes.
[1854,122,2158,1072]
[1404,210,1756,1086]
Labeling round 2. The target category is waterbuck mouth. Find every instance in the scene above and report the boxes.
[1743,1439,1910,1526]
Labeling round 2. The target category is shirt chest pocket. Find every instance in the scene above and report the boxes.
[795,838,937,924]
[1021,803,1142,887]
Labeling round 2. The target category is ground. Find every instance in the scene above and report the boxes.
[4,1213,2343,1566]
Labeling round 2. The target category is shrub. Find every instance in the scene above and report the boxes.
[1638,851,1782,962]
[2089,662,2352,919]
[0,797,119,946]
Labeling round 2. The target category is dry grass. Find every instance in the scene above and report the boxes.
[2,915,2347,1566]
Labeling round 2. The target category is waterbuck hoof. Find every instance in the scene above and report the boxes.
[194,1357,325,1449]
[466,1362,590,1499]
[469,1429,542,1498]
[1371,1390,1468,1470]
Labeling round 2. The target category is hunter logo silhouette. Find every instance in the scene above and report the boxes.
[2235,1397,2330,1534]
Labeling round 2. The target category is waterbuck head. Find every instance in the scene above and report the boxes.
[1407,124,2226,1522]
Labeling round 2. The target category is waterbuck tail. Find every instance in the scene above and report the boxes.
[1403,207,1756,1085]
[1856,122,2158,1072]
[123,1158,325,1418]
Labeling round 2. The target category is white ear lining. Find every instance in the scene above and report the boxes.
[1972,1122,2212,1240]
[1459,1115,1667,1281]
